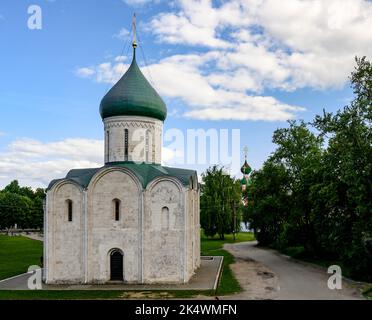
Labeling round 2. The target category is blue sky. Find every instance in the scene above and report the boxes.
[0,0,370,188]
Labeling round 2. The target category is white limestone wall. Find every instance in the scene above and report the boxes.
[87,169,141,283]
[45,169,200,285]
[103,116,163,164]
[143,178,185,283]
[195,188,201,268]
[186,186,201,280]
[46,182,84,283]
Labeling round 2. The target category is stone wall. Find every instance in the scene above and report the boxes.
[46,168,200,284]
[143,178,185,283]
[87,168,141,283]
[46,182,84,283]
[185,185,201,280]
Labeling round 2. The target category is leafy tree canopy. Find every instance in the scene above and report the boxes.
[245,57,372,281]
[200,165,242,240]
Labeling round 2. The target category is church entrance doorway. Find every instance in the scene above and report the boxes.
[110,249,123,281]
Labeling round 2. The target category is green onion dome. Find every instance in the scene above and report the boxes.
[247,177,253,186]
[240,160,252,175]
[100,49,167,121]
[240,176,248,185]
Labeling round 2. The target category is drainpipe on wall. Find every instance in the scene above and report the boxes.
[141,190,144,283]
[83,190,88,284]
[43,195,48,283]
[183,189,188,283]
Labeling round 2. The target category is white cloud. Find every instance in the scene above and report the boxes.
[76,51,303,121]
[148,0,252,48]
[149,11,232,49]
[161,146,182,164]
[0,138,178,188]
[76,60,129,84]
[148,0,372,90]
[0,138,103,189]
[183,97,303,121]
[75,67,95,78]
[115,55,127,62]
[77,0,372,121]
[113,27,130,40]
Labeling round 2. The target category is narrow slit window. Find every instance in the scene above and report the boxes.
[161,206,169,230]
[67,200,73,222]
[145,130,149,162]
[114,199,120,221]
[124,129,129,161]
[106,130,110,162]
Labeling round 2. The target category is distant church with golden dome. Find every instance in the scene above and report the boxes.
[44,19,200,284]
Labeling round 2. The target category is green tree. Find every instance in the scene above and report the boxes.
[0,180,45,229]
[0,192,32,230]
[246,57,372,281]
[271,121,323,253]
[200,166,242,240]
[30,188,45,229]
[245,161,291,246]
[3,180,22,194]
[312,56,372,279]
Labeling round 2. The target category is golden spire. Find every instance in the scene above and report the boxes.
[132,13,137,49]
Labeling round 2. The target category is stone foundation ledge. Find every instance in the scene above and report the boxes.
[0,256,223,291]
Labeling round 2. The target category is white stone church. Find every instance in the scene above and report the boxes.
[43,39,200,284]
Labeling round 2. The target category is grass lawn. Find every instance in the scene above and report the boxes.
[0,232,255,299]
[201,232,255,296]
[363,287,372,300]
[0,235,43,280]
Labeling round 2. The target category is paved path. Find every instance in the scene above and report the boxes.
[0,257,223,291]
[21,233,43,241]
[223,241,365,300]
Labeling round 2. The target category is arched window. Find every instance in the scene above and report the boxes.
[145,130,150,162]
[113,199,121,221]
[161,206,169,230]
[67,200,73,222]
[124,129,129,161]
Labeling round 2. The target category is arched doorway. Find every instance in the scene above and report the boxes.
[110,249,123,281]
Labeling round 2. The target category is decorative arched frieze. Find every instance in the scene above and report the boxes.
[145,176,185,193]
[87,167,143,192]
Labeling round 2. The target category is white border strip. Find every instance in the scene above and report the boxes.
[213,256,224,290]
[0,272,29,284]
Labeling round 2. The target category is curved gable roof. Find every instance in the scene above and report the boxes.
[47,162,197,191]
